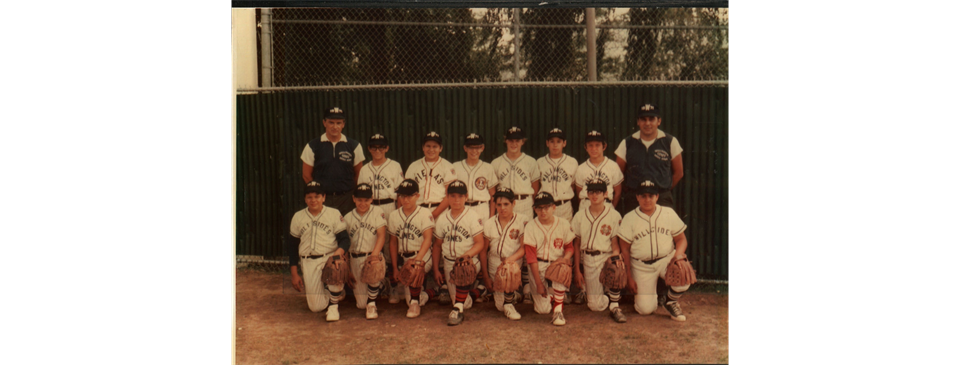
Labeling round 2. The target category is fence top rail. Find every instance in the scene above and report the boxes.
[270,19,728,30]
[237,80,728,93]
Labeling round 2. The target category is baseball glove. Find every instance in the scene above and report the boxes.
[544,258,572,287]
[399,259,426,288]
[450,257,478,287]
[492,261,522,293]
[598,255,628,290]
[360,253,387,285]
[321,254,351,286]
[664,258,697,286]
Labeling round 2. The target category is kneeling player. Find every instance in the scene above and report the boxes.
[523,192,576,326]
[571,179,627,322]
[432,180,485,326]
[481,187,530,320]
[344,183,388,319]
[388,179,437,318]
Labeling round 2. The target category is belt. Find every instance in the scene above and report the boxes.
[517,194,530,200]
[582,250,608,256]
[637,256,668,265]
[444,256,459,262]
[420,202,441,208]
[372,198,394,205]
[401,252,417,258]
[537,258,549,263]
[350,252,371,258]
[328,190,352,196]
[301,251,336,260]
[465,200,486,207]
[556,199,572,205]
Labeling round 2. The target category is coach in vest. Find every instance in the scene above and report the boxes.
[301,106,366,216]
[615,103,684,214]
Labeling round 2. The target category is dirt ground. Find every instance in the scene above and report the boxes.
[235,268,728,364]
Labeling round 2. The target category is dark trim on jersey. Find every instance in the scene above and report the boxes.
[363,158,399,200]
[542,154,574,199]
[459,160,483,202]
[493,213,519,258]
[532,218,561,261]
[584,205,612,252]
[441,209,470,258]
[397,206,428,253]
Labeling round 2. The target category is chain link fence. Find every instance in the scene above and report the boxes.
[253,8,727,89]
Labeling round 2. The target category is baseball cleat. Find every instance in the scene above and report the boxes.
[406,301,421,318]
[366,303,378,320]
[573,291,586,305]
[447,310,464,326]
[326,305,340,322]
[504,304,521,320]
[664,301,686,322]
[552,311,566,326]
[609,307,627,323]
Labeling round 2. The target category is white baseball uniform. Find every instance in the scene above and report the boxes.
[574,157,624,211]
[491,153,540,220]
[570,205,622,311]
[522,217,575,314]
[434,209,484,308]
[289,206,348,313]
[537,154,578,221]
[357,158,404,217]
[618,205,689,315]
[483,212,530,311]
[454,159,499,226]
[344,206,388,308]
[387,206,436,305]
[406,157,457,205]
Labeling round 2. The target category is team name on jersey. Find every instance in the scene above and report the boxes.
[586,170,613,184]
[542,167,570,183]
[497,165,529,181]
[310,220,334,235]
[397,223,424,241]
[443,225,473,243]
[350,221,379,236]
[413,170,446,185]
[629,226,673,241]
[372,175,393,190]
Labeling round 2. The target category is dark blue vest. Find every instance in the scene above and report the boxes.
[308,136,360,193]
[624,134,674,190]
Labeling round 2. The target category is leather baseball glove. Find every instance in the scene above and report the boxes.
[599,255,628,290]
[493,261,522,293]
[360,253,387,285]
[399,258,426,288]
[450,257,477,287]
[544,258,572,287]
[321,254,351,286]
[664,258,697,286]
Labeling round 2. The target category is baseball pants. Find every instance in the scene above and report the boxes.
[400,253,434,306]
[374,202,397,266]
[467,202,491,226]
[486,254,511,312]
[442,256,481,309]
[630,250,689,315]
[527,261,570,314]
[300,255,345,313]
[349,254,382,308]
[554,201,574,222]
[514,198,534,221]
[581,251,613,311]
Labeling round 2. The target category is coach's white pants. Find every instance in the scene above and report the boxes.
[527,261,569,314]
[300,255,344,312]
[581,251,612,311]
[630,250,690,315]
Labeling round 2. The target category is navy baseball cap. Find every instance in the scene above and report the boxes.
[354,183,374,199]
[422,131,443,146]
[585,130,606,144]
[492,186,516,201]
[368,133,389,147]
[305,181,325,195]
[447,180,468,195]
[636,179,663,195]
[585,178,607,192]
[547,128,566,140]
[396,179,420,196]
[533,191,556,208]
[505,126,526,140]
[465,133,484,146]
[324,106,346,120]
[637,103,660,118]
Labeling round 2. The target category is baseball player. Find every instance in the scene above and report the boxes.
[301,106,366,216]
[481,187,530,320]
[615,103,684,212]
[574,130,623,213]
[523,192,576,326]
[431,180,486,326]
[405,131,457,220]
[453,133,499,226]
[286,181,351,322]
[491,126,541,221]
[571,179,627,323]
[344,183,388,320]
[387,179,437,318]
[618,178,691,321]
[537,128,579,222]
[357,133,405,303]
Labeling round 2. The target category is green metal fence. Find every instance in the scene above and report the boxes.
[236,86,727,279]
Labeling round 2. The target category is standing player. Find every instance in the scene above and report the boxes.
[344,183,388,320]
[481,187,530,320]
[432,180,486,326]
[537,128,578,222]
[618,178,691,321]
[574,130,623,213]
[356,133,405,302]
[615,103,684,212]
[453,133,498,225]
[387,179,437,318]
[286,181,351,322]
[491,126,540,220]
[301,106,365,216]
[571,179,627,323]
[406,131,457,220]
[523,192,576,326]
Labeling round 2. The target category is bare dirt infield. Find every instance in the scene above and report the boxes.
[236,268,728,364]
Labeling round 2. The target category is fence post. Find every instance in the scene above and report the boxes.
[512,8,521,82]
[260,8,273,87]
[586,8,597,81]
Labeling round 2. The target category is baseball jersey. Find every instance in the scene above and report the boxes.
[405,157,457,205]
[434,209,484,260]
[289,206,347,256]
[484,213,530,259]
[574,157,624,200]
[301,133,366,192]
[570,205,622,253]
[523,217,575,262]
[387,206,436,254]
[453,160,499,202]
[357,158,405,201]
[618,205,686,261]
[491,153,540,196]
[344,206,387,254]
[537,154,578,201]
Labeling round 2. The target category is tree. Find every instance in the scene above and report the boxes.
[620,8,728,80]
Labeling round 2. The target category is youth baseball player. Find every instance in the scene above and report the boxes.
[481,187,530,320]
[618,179,691,321]
[571,179,627,323]
[454,133,499,225]
[387,179,437,318]
[344,183,388,320]
[431,180,486,326]
[575,130,623,213]
[615,103,684,212]
[300,106,365,216]
[357,133,405,303]
[537,128,578,222]
[491,126,540,221]
[286,181,351,322]
[405,131,457,220]
[523,192,576,326]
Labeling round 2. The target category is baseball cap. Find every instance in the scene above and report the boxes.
[546,128,566,140]
[585,178,607,193]
[637,103,660,118]
[492,186,516,201]
[368,133,389,147]
[324,106,346,120]
[396,179,420,196]
[305,181,325,195]
[585,130,606,144]
[354,183,374,199]
[447,180,468,195]
[465,133,485,146]
[533,191,556,208]
[504,126,526,140]
[422,131,443,146]
[636,179,663,195]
